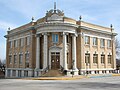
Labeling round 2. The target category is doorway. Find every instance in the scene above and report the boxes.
[51,52,60,69]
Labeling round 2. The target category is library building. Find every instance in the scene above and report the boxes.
[5,3,117,77]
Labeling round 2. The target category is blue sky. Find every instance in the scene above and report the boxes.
[0,0,120,60]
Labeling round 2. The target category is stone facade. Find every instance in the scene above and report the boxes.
[5,5,117,78]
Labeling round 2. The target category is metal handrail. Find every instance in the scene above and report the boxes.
[60,65,64,73]
[41,66,49,75]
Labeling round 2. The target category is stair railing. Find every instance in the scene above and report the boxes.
[60,65,64,73]
[41,65,49,75]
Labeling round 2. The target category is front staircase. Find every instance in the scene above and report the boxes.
[41,70,64,77]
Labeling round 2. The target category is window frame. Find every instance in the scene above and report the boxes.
[100,39,105,47]
[101,54,105,64]
[85,53,90,64]
[93,37,97,46]
[108,55,112,64]
[26,37,30,46]
[107,40,111,48]
[9,41,12,48]
[14,54,17,64]
[52,34,59,43]
[9,55,12,64]
[19,54,23,64]
[93,54,98,64]
[85,36,90,45]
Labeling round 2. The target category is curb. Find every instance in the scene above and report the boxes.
[22,74,120,80]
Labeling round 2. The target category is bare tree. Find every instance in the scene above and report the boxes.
[0,59,2,66]
[115,38,120,58]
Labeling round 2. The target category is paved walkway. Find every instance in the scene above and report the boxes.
[23,74,120,80]
[0,76,120,90]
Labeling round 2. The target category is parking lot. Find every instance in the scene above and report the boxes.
[0,76,120,90]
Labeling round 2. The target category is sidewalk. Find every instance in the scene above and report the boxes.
[22,73,120,80]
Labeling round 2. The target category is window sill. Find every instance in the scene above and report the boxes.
[85,44,90,46]
[93,63,98,65]
[101,63,105,65]
[100,46,105,48]
[107,47,112,49]
[108,63,111,65]
[92,45,98,47]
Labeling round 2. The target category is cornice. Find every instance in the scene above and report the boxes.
[80,26,117,36]
[35,22,78,29]
[5,26,35,38]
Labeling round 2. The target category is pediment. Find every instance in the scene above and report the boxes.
[47,14,63,22]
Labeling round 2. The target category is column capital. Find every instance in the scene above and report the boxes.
[36,34,42,37]
[71,33,78,37]
[63,32,68,36]
[42,32,48,35]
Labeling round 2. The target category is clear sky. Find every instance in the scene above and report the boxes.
[0,0,120,60]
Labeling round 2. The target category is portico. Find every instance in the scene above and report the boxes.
[35,31,79,76]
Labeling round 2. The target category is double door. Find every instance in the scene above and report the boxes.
[51,52,60,69]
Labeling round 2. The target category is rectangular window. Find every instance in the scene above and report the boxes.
[9,41,12,48]
[85,53,90,64]
[108,55,111,64]
[101,54,105,64]
[100,39,105,47]
[26,37,30,45]
[93,37,97,46]
[20,38,24,47]
[14,55,17,64]
[52,34,59,43]
[107,40,111,48]
[93,54,98,63]
[9,55,12,64]
[25,52,29,68]
[14,40,17,47]
[19,54,23,64]
[85,36,90,45]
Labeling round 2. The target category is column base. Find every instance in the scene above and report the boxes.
[91,71,95,74]
[35,69,41,77]
[106,70,109,74]
[99,71,103,74]
[65,69,79,76]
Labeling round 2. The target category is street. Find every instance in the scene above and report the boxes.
[0,76,120,90]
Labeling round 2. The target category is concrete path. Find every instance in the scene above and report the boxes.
[0,76,120,90]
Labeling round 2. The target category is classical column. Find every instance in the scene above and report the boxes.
[43,33,48,69]
[16,70,18,77]
[10,69,13,77]
[36,35,40,69]
[5,69,8,77]
[112,36,116,69]
[72,34,78,70]
[63,32,67,70]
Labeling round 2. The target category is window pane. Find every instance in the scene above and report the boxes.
[52,34,58,43]
[10,41,12,48]
[85,54,90,63]
[93,54,98,63]
[27,37,30,45]
[101,39,105,47]
[107,40,111,47]
[14,55,17,64]
[101,55,105,63]
[108,55,111,64]
[93,37,97,46]
[9,55,12,64]
[19,54,23,64]
[85,36,89,44]
[56,35,58,42]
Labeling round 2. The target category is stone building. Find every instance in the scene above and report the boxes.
[5,4,117,77]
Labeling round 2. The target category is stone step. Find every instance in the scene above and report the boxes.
[41,70,64,77]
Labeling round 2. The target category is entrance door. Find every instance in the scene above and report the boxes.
[51,52,60,69]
